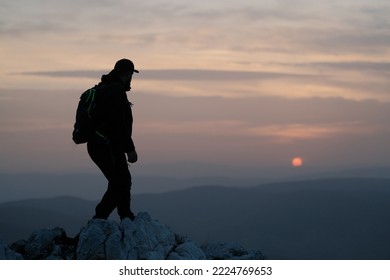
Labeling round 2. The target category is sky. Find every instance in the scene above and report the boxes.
[1,0,390,176]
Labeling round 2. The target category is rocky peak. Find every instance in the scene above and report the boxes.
[0,212,265,260]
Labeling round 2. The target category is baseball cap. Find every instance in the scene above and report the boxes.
[114,59,139,73]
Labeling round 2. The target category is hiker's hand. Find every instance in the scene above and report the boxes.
[127,151,138,163]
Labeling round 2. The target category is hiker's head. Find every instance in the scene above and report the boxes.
[113,59,139,90]
[114,59,139,75]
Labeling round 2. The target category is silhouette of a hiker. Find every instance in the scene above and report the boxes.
[88,58,139,221]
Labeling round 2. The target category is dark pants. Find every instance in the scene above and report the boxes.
[87,141,133,219]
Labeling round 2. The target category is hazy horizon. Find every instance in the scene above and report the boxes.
[1,164,389,204]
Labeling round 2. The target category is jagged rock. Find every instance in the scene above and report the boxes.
[167,236,206,260]
[24,227,66,259]
[77,212,205,260]
[77,219,122,260]
[0,239,23,260]
[121,212,177,259]
[0,212,265,260]
[202,242,266,260]
[9,227,78,260]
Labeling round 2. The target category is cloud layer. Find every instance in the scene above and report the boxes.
[1,0,390,100]
[1,0,390,173]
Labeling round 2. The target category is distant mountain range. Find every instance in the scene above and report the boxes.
[0,172,271,203]
[1,165,389,202]
[1,177,390,260]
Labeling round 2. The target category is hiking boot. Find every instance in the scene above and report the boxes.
[91,215,107,220]
[121,212,135,221]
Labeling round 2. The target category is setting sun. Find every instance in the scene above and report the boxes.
[292,157,303,167]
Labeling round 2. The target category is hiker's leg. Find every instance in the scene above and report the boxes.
[87,142,117,219]
[88,142,133,219]
[108,147,133,219]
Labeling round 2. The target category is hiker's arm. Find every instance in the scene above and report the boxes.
[109,88,136,152]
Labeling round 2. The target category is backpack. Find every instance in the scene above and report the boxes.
[72,86,101,144]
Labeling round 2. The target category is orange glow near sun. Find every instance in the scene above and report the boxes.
[292,157,303,167]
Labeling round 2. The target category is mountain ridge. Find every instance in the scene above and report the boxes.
[1,165,389,202]
[1,177,390,259]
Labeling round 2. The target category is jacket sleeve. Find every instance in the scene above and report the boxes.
[122,102,136,152]
[107,85,136,152]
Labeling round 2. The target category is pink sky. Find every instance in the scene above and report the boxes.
[1,0,390,174]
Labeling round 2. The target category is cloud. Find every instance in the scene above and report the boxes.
[0,119,70,132]
[308,62,390,98]
[0,0,82,37]
[139,92,390,127]
[16,70,101,79]
[246,122,375,143]
[12,64,390,101]
[2,0,389,103]
[17,69,314,81]
[137,118,380,144]
[133,92,390,138]
[138,120,245,136]
[302,61,390,74]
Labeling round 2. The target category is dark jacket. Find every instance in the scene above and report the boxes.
[94,72,135,153]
